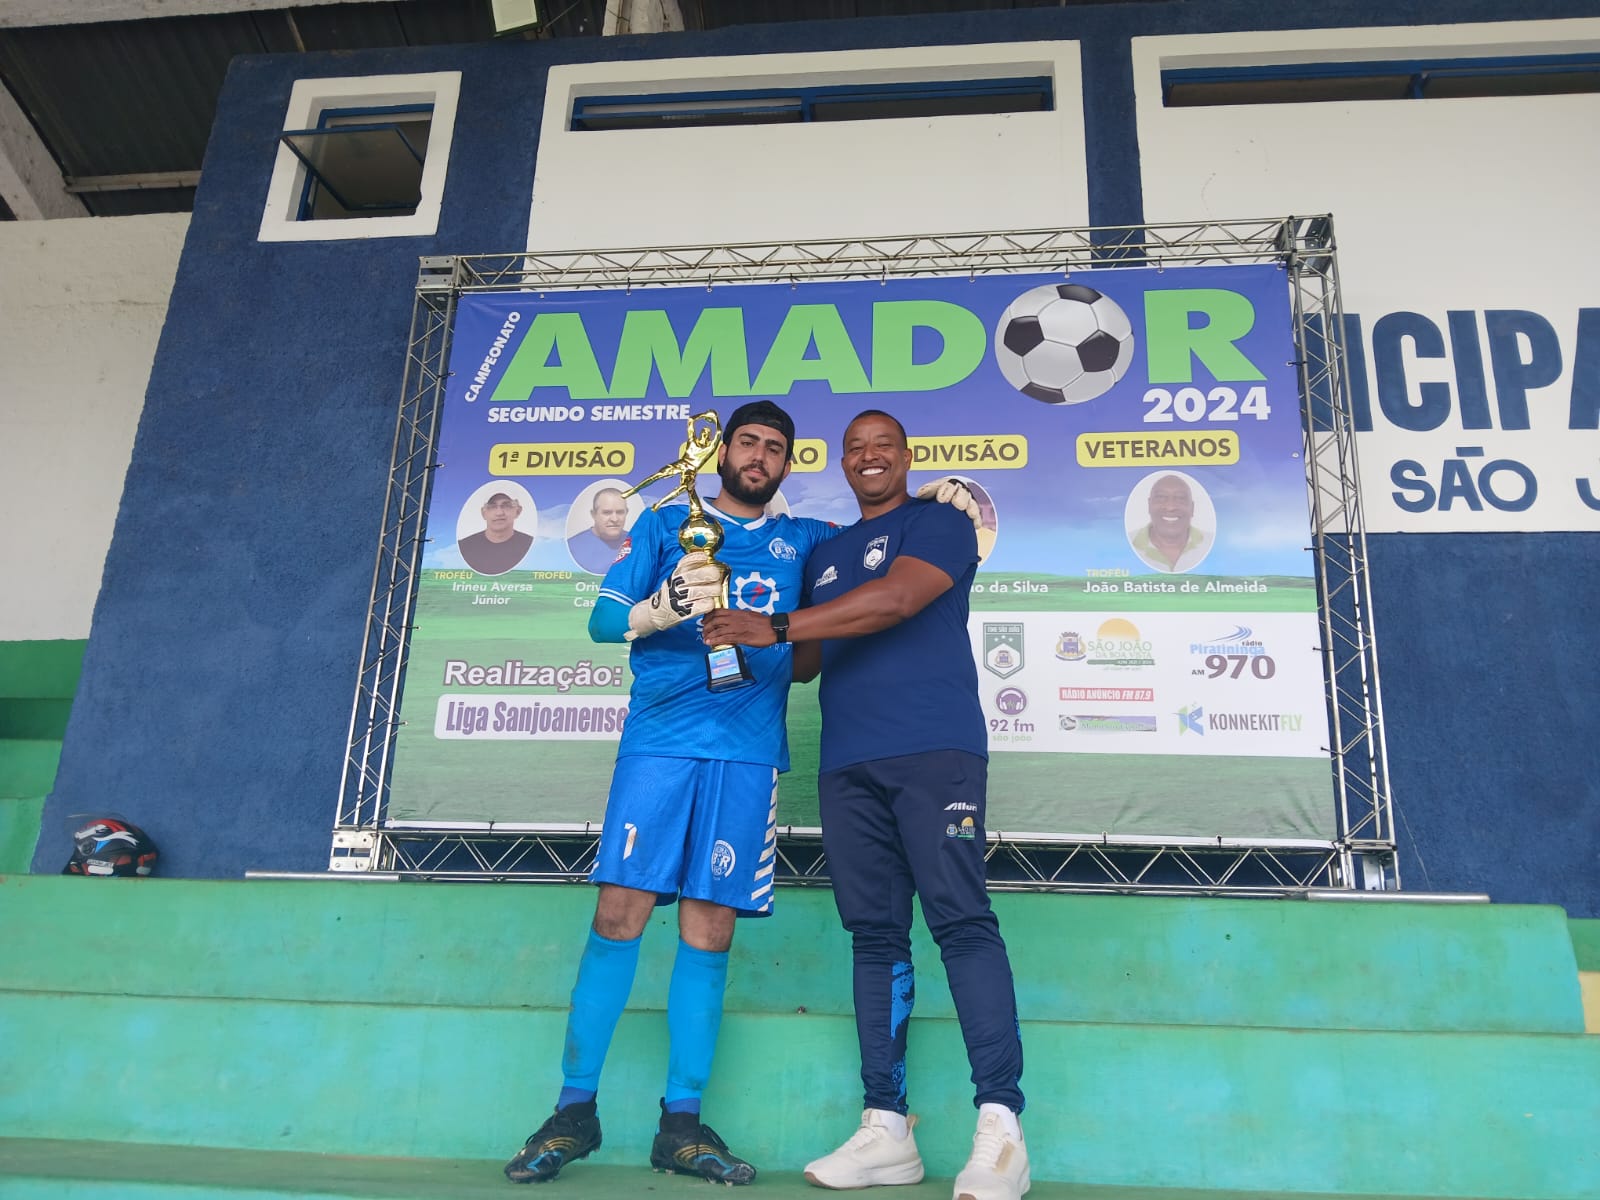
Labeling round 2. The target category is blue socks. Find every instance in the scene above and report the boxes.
[560,927,642,1097]
[557,931,729,1116]
[664,940,729,1112]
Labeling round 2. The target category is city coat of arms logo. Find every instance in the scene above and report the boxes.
[982,622,1025,679]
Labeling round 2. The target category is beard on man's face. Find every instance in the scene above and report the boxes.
[719,456,783,508]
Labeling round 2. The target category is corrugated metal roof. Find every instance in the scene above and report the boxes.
[0,0,499,217]
[0,0,1130,219]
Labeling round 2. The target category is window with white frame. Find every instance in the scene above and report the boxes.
[259,71,460,242]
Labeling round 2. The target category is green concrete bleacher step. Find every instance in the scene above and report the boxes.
[2,988,1595,1196]
[3,876,1597,1199]
[1570,918,1600,971]
[0,738,63,798]
[0,1142,1527,1200]
[0,638,83,871]
[0,739,61,873]
[2,876,1585,1033]
[0,793,45,873]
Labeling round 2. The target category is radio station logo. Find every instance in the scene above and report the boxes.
[995,687,1028,715]
[1082,618,1155,669]
[1191,625,1266,654]
[983,622,1025,679]
[1060,714,1158,733]
[1059,686,1153,702]
[1189,624,1277,680]
[1055,631,1086,661]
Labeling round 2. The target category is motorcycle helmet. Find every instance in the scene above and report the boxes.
[62,815,158,877]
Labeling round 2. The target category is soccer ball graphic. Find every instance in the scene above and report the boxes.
[994,283,1135,404]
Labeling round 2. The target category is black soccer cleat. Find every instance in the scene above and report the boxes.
[649,1102,757,1185]
[504,1101,603,1184]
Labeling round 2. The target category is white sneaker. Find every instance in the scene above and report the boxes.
[952,1108,1030,1200]
[804,1109,925,1189]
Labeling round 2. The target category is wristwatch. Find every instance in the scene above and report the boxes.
[770,611,790,644]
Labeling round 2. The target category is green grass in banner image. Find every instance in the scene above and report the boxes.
[987,752,1335,840]
[385,574,631,826]
[777,682,824,828]
[969,574,1318,613]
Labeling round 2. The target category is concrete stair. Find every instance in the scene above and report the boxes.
[0,1144,1543,1200]
[0,638,81,873]
[1,875,1596,1198]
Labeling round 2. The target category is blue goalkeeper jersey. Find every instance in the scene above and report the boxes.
[598,500,836,771]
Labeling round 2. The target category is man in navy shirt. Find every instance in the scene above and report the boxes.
[702,411,1028,1200]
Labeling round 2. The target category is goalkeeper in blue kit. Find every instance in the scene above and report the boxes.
[503,401,834,1186]
[504,401,981,1187]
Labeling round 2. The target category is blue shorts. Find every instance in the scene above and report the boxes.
[592,755,779,915]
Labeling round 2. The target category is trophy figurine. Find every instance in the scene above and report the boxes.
[622,411,756,693]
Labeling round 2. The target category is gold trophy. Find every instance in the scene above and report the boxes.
[622,411,756,693]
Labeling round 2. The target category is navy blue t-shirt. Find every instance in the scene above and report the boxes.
[802,498,986,773]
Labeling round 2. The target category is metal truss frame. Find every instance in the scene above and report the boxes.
[333,216,1396,894]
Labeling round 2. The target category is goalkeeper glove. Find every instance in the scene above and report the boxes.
[916,476,983,529]
[627,551,722,641]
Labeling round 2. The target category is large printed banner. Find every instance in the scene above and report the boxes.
[387,266,1334,840]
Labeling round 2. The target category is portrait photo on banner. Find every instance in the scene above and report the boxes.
[456,480,537,576]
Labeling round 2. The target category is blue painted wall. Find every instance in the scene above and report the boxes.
[38,0,1600,916]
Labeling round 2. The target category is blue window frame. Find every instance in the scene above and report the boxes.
[1162,54,1600,107]
[571,77,1053,131]
[280,104,434,220]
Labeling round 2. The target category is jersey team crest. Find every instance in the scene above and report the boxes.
[863,535,889,570]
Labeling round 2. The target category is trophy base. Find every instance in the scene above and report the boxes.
[705,644,756,693]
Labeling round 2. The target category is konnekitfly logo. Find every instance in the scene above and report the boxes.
[983,622,1025,679]
[1177,704,1206,735]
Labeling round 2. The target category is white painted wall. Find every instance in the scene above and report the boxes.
[530,42,1088,251]
[1133,18,1600,533]
[0,212,189,640]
